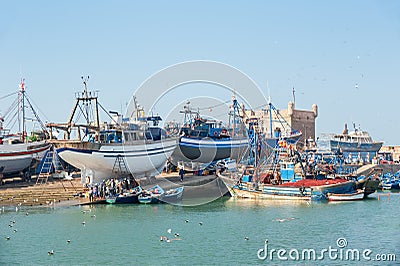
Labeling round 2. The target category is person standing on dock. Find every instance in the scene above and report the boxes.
[179,168,185,182]
[89,187,94,202]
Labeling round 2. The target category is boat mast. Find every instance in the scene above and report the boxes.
[19,78,26,142]
[268,96,273,138]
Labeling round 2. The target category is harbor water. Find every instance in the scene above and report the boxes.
[1,192,399,265]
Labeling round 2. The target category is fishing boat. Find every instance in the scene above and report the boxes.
[330,123,383,154]
[46,77,178,184]
[219,128,356,201]
[0,79,50,179]
[354,169,381,197]
[170,97,249,168]
[160,186,184,203]
[105,186,142,204]
[381,177,400,190]
[138,184,164,204]
[222,174,356,201]
[327,189,365,201]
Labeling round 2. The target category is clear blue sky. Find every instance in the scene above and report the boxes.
[1,1,399,144]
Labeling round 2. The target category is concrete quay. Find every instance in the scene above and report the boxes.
[0,172,229,207]
[0,178,85,207]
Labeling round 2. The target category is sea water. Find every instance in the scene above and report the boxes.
[0,191,399,265]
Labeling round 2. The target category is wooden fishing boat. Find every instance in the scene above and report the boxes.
[160,186,184,203]
[327,189,365,201]
[105,186,142,204]
[222,174,356,201]
[138,184,164,204]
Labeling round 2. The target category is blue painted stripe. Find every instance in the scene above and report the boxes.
[179,142,248,148]
[57,144,176,156]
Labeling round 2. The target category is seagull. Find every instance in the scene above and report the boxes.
[67,240,71,243]
[160,236,169,242]
[185,220,189,223]
[90,215,96,218]
[8,224,13,228]
[244,237,249,241]
[167,228,172,234]
[25,212,29,216]
[5,236,10,240]
[48,250,54,255]
[174,233,180,237]
[82,221,86,226]
[199,222,203,226]
[13,229,17,233]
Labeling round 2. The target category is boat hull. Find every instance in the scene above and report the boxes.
[228,185,312,201]
[138,185,164,204]
[220,175,355,201]
[160,186,184,203]
[330,140,383,153]
[327,190,364,201]
[171,137,248,164]
[106,187,142,204]
[55,139,177,184]
[0,142,50,175]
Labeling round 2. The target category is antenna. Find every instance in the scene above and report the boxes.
[292,86,295,107]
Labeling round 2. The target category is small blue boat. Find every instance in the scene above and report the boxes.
[381,178,400,190]
[160,186,184,203]
[106,186,142,204]
[138,185,164,204]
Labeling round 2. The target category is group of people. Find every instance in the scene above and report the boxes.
[87,176,140,202]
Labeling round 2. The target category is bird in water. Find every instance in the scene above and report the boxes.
[185,219,189,223]
[67,240,71,243]
[244,236,249,241]
[48,250,54,255]
[199,222,203,226]
[5,236,10,240]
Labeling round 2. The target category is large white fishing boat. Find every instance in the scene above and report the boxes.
[47,77,177,184]
[330,123,383,153]
[0,79,50,179]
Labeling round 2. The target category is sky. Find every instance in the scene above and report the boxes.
[1,0,400,144]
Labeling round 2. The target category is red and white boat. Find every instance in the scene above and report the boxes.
[327,189,365,201]
[0,79,50,177]
[0,140,50,175]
